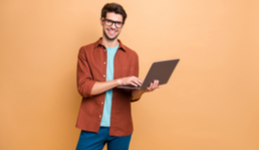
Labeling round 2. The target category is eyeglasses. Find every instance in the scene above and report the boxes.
[102,18,124,28]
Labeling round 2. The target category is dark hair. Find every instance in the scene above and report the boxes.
[101,3,127,23]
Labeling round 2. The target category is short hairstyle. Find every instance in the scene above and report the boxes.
[101,3,127,23]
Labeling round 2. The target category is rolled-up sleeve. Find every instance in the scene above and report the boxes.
[77,47,96,98]
[131,53,140,102]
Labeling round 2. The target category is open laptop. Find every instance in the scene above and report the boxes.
[117,59,180,90]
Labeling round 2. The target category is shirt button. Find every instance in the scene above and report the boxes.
[104,62,106,64]
[103,75,106,77]
[104,50,106,52]
[99,115,102,118]
[101,102,104,104]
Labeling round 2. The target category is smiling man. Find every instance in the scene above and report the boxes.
[75,3,160,150]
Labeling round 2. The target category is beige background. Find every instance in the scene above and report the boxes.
[0,0,258,150]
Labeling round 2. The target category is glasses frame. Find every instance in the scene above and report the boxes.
[102,18,124,28]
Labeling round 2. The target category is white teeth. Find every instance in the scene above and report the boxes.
[108,29,116,34]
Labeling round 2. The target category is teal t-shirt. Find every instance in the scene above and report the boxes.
[100,45,119,127]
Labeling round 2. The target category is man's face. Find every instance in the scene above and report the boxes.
[101,12,124,41]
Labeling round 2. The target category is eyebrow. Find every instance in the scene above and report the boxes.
[106,18,123,23]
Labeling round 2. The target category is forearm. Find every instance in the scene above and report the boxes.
[91,79,121,96]
[90,76,143,97]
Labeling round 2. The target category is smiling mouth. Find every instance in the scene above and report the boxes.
[107,29,118,35]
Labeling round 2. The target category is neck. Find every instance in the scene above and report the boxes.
[102,36,119,48]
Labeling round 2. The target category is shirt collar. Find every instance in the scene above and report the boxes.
[94,38,127,52]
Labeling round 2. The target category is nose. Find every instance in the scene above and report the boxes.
[111,22,116,29]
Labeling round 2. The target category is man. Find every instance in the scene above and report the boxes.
[76,3,160,150]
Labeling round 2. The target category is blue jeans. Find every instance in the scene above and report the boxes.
[76,127,132,150]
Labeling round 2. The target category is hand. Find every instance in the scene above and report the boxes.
[145,80,161,92]
[117,76,142,87]
[131,80,161,100]
[134,80,161,94]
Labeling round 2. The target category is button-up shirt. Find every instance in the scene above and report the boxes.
[76,38,139,136]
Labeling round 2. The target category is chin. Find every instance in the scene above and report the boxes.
[107,34,119,41]
[103,30,120,41]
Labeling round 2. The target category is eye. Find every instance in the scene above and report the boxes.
[115,22,123,28]
[107,20,113,23]
[116,22,122,25]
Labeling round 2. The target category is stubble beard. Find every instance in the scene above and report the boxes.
[103,28,120,41]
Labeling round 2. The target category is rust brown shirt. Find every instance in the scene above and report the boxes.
[76,38,139,136]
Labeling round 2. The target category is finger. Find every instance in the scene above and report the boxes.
[146,83,152,91]
[147,86,152,91]
[135,79,142,86]
[131,80,141,87]
[154,80,159,88]
[137,79,143,85]
[149,82,154,90]
[133,79,143,87]
[126,77,137,86]
[152,80,159,90]
[132,77,142,85]
[130,81,139,87]
[149,82,155,91]
[151,81,156,90]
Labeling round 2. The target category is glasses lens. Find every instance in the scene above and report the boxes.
[104,19,123,28]
[105,20,113,26]
[115,22,123,28]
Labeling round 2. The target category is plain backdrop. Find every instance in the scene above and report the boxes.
[0,0,258,150]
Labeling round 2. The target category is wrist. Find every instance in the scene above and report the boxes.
[116,78,124,86]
